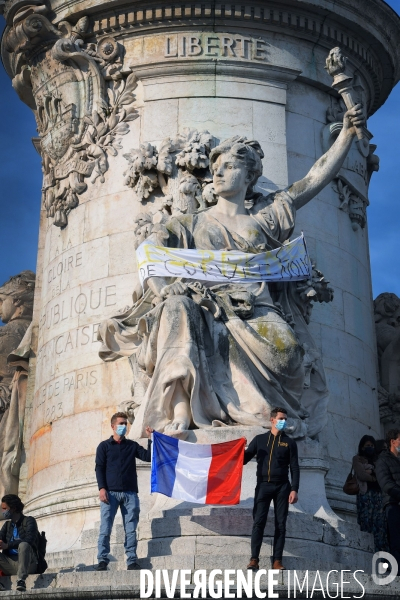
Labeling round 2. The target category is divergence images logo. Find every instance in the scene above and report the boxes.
[372,552,398,585]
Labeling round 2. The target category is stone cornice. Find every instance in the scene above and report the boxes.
[133,60,302,86]
[36,0,398,115]
[295,0,400,67]
[1,0,399,114]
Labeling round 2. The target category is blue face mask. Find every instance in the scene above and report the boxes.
[276,419,287,431]
[116,424,127,436]
[396,446,400,455]
[2,510,11,519]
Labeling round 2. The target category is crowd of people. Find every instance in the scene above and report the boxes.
[352,435,389,553]
[0,412,400,592]
[353,430,400,566]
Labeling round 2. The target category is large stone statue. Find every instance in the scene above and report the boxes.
[374,292,400,430]
[99,105,363,440]
[0,271,35,501]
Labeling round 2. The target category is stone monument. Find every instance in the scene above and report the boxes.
[1,0,400,579]
[0,271,35,502]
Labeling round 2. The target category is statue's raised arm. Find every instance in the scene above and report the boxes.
[288,104,365,209]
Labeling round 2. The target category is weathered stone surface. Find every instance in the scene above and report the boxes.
[1,0,400,575]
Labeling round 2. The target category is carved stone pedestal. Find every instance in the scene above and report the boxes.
[295,439,337,523]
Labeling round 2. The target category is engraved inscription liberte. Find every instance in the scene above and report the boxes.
[164,34,268,61]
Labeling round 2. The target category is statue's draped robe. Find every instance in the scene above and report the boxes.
[99,192,329,438]
[0,319,31,502]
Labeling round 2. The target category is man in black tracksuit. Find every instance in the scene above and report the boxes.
[244,406,300,571]
[376,428,400,565]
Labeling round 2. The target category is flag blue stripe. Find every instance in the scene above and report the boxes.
[151,431,179,496]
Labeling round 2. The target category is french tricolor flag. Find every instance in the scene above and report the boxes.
[151,431,245,505]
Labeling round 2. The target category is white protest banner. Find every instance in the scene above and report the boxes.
[136,234,312,287]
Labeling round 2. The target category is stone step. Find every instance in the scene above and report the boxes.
[138,508,373,552]
[46,538,273,571]
[0,569,399,599]
[46,537,371,573]
[50,505,373,575]
[80,507,373,553]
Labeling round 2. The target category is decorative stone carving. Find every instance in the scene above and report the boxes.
[99,97,365,441]
[123,129,215,214]
[0,271,35,503]
[332,178,368,230]
[3,3,138,227]
[374,293,400,430]
[289,266,334,327]
[323,48,379,231]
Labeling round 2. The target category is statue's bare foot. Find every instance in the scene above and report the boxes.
[164,421,189,440]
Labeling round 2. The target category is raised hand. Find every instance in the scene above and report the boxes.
[145,426,154,438]
[288,103,366,210]
[342,103,365,136]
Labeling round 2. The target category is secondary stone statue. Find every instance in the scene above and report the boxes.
[99,105,364,440]
[374,292,400,430]
[0,271,35,502]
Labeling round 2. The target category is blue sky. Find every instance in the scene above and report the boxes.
[0,3,399,299]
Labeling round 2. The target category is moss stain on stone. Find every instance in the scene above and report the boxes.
[256,322,286,352]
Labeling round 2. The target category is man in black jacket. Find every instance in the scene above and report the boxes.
[376,428,400,565]
[0,494,38,592]
[95,412,153,571]
[244,407,299,571]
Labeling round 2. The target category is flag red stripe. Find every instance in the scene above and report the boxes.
[205,438,245,505]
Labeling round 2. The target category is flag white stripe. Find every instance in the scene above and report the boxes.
[171,442,212,503]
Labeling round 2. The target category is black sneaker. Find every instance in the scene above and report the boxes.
[127,562,140,570]
[16,580,26,592]
[95,561,108,571]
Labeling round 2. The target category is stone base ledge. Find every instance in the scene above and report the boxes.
[1,570,400,599]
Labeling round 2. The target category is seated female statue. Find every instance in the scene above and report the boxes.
[99,105,364,439]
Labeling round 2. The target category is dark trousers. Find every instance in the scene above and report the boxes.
[386,503,400,566]
[0,543,37,581]
[251,481,291,561]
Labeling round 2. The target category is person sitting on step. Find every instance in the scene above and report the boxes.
[0,494,39,592]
